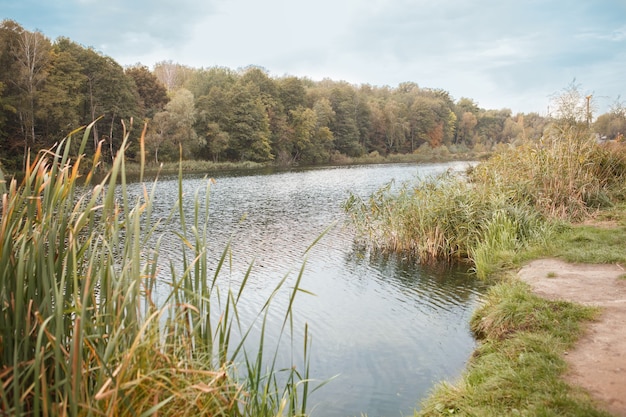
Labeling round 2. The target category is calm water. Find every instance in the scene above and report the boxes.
[130,162,488,417]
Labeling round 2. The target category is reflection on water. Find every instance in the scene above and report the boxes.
[126,162,488,417]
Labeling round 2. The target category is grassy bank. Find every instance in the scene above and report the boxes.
[416,213,626,416]
[93,142,485,181]
[343,127,626,416]
[0,127,317,416]
[417,277,611,416]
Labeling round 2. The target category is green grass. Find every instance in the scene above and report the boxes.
[519,204,626,265]
[417,279,611,417]
[0,125,318,416]
[413,197,626,417]
[547,224,626,264]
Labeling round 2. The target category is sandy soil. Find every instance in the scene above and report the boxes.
[518,258,626,417]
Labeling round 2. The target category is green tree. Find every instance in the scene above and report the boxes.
[238,67,290,161]
[289,106,316,162]
[126,65,168,118]
[185,66,236,98]
[55,41,140,156]
[277,76,306,114]
[194,85,234,161]
[145,110,170,163]
[145,89,203,162]
[164,88,203,159]
[310,97,335,161]
[36,38,85,145]
[0,81,16,142]
[226,82,273,161]
[329,83,362,157]
[204,122,230,162]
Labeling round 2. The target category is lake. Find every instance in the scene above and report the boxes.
[130,161,489,416]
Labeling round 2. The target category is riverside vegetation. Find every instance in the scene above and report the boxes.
[3,122,624,416]
[344,125,626,416]
[0,125,323,416]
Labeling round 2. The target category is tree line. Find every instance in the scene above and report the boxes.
[1,19,625,171]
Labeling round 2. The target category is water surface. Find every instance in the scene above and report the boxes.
[133,162,488,416]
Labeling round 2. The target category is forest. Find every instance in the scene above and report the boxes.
[1,19,625,172]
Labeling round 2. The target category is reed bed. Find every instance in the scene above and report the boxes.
[344,128,626,278]
[344,174,546,278]
[0,125,315,416]
[470,126,626,220]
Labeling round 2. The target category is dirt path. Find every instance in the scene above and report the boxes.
[518,258,626,417]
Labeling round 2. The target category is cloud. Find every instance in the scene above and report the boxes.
[2,0,624,114]
[6,0,220,60]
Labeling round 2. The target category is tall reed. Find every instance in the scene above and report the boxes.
[343,172,546,270]
[344,129,626,278]
[470,126,626,220]
[0,125,315,416]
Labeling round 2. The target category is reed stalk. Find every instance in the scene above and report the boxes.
[344,129,626,278]
[0,125,315,416]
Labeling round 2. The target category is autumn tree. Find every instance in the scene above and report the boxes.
[457,112,478,145]
[476,109,512,145]
[6,22,50,165]
[153,60,193,92]
[0,19,551,168]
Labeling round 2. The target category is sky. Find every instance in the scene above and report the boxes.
[2,0,625,114]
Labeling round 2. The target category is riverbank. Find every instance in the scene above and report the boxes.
[96,147,486,180]
[519,258,626,416]
[337,132,626,416]
[416,211,626,417]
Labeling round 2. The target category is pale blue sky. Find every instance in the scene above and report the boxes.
[3,0,625,114]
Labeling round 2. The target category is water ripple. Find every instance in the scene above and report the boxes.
[124,162,488,417]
